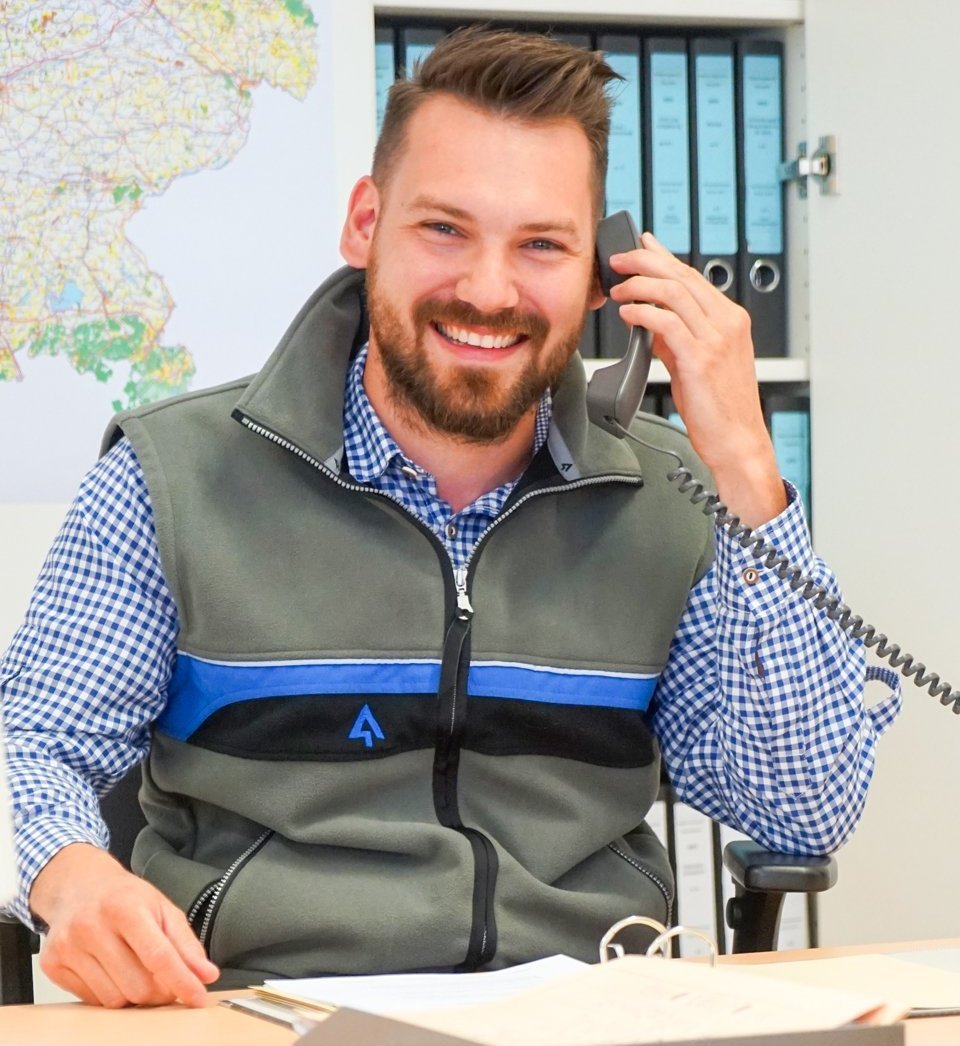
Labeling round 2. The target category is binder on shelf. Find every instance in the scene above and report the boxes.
[643,37,692,264]
[551,30,592,49]
[400,27,443,77]
[375,26,397,134]
[596,32,643,364]
[737,39,787,356]
[690,38,739,300]
[764,388,812,523]
[599,33,643,232]
[672,802,718,958]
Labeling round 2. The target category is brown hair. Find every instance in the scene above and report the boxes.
[372,25,621,216]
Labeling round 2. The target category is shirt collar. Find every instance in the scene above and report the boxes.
[342,344,552,485]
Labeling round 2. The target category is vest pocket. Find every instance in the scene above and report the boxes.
[191,829,273,950]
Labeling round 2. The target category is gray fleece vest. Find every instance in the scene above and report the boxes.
[104,266,714,982]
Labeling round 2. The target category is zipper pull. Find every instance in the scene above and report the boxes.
[454,566,474,620]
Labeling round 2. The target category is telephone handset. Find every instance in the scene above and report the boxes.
[587,211,653,437]
[584,214,960,717]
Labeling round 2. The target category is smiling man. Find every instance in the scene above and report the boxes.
[1,27,900,1007]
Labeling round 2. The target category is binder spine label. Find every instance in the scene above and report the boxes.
[375,36,394,133]
[649,50,691,255]
[742,53,784,256]
[603,42,643,229]
[695,53,738,256]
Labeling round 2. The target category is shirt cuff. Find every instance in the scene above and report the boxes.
[713,479,820,620]
[3,816,108,933]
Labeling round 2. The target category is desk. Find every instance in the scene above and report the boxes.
[5,942,960,1045]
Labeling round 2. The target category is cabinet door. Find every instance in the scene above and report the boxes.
[804,0,960,946]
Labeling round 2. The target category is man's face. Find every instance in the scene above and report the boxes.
[352,94,602,443]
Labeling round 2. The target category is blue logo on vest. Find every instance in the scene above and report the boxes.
[349,704,385,748]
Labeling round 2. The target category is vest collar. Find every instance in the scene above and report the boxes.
[233,266,642,482]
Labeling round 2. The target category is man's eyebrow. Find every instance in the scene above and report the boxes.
[407,196,581,241]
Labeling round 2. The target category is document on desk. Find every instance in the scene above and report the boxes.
[257,954,902,1046]
[744,950,960,1017]
[399,955,902,1046]
[255,954,586,1014]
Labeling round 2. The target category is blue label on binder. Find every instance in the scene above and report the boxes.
[375,38,394,133]
[650,50,691,254]
[604,45,643,229]
[695,53,738,256]
[405,41,436,75]
[742,53,784,256]
[771,410,810,519]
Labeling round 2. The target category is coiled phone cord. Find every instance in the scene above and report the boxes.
[615,421,960,715]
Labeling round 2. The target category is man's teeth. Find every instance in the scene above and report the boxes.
[437,323,521,349]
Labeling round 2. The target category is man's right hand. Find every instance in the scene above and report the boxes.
[29,843,219,1008]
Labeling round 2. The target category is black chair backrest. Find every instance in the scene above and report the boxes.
[100,766,148,869]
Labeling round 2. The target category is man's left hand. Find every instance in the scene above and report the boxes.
[608,232,788,528]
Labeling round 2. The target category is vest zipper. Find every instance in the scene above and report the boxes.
[234,411,643,969]
[198,829,273,949]
[608,842,675,924]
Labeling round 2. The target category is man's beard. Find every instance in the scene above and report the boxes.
[365,252,588,443]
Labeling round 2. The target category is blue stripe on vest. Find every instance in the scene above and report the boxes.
[158,655,660,741]
[159,655,443,740]
[468,662,658,710]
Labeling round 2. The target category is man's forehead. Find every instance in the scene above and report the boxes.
[388,96,596,231]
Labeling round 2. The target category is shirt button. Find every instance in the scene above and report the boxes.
[400,465,420,481]
[445,523,458,539]
[742,567,760,586]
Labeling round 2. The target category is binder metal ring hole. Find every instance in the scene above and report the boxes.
[599,915,667,963]
[703,259,734,294]
[749,259,781,293]
[647,925,718,966]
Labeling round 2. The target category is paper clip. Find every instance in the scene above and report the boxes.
[599,915,718,966]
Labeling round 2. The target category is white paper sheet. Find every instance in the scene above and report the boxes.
[261,954,586,1015]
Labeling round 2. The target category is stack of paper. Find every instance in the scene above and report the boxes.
[251,953,906,1045]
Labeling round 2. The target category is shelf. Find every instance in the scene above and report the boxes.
[374,0,803,27]
[583,356,808,384]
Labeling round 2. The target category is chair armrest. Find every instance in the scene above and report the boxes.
[722,841,838,954]
[0,912,39,1005]
[723,840,838,895]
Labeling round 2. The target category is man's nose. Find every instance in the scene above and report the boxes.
[455,248,520,314]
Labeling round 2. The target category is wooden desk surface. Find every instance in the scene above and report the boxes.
[5,942,960,1045]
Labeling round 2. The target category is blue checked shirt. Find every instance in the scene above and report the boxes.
[1,348,901,929]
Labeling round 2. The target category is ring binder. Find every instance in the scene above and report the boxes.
[599,914,719,965]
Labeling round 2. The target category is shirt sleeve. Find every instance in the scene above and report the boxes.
[0,439,179,929]
[651,482,902,855]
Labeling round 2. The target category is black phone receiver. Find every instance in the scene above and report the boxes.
[587,211,653,437]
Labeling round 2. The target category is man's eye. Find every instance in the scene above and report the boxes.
[526,239,561,251]
[426,222,459,236]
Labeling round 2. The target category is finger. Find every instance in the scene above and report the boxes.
[617,302,699,361]
[609,274,715,341]
[611,233,730,315]
[121,905,216,1008]
[59,953,130,1009]
[85,929,176,1006]
[48,964,101,1007]
[161,904,220,984]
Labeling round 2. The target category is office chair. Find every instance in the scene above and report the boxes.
[0,768,837,1005]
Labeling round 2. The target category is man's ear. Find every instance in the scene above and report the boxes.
[340,176,380,268]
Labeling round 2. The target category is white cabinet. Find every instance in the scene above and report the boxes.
[333,0,960,947]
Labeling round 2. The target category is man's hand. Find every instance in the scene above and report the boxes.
[608,232,788,528]
[29,843,219,1008]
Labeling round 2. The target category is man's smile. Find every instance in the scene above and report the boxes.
[431,321,529,358]
[434,322,525,349]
